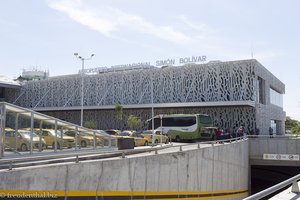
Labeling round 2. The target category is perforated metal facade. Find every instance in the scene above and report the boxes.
[6,59,285,134]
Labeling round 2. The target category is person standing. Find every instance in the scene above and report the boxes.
[269,127,273,138]
[255,127,260,135]
[226,127,233,138]
[255,127,260,138]
[215,128,223,140]
[237,126,244,137]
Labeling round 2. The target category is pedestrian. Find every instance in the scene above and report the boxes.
[226,127,233,139]
[269,127,273,138]
[237,126,244,137]
[255,127,260,136]
[215,128,223,140]
[252,127,259,137]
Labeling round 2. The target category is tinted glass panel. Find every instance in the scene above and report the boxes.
[119,132,130,136]
[5,131,14,137]
[0,88,5,98]
[173,117,196,127]
[198,115,212,124]
[148,116,196,128]
[270,88,283,108]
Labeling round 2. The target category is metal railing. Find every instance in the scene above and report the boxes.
[0,144,172,170]
[247,134,300,139]
[244,174,300,200]
[0,135,247,170]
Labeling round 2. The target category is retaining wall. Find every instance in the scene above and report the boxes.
[0,141,249,199]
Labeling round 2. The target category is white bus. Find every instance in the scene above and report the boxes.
[147,114,214,141]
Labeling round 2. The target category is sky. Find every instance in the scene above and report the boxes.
[0,0,300,120]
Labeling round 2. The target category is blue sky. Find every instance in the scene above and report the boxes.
[0,0,300,120]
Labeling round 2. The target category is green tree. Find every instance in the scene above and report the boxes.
[291,125,300,135]
[127,115,141,130]
[285,116,300,135]
[285,116,299,130]
[115,104,123,121]
[83,120,97,129]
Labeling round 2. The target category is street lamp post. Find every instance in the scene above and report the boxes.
[151,70,155,145]
[74,53,94,127]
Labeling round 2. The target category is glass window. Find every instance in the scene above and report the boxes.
[53,130,67,137]
[148,116,196,129]
[173,117,196,127]
[19,131,38,139]
[119,132,130,136]
[163,118,174,126]
[148,118,160,129]
[42,131,49,136]
[198,115,212,124]
[258,77,265,104]
[0,87,5,99]
[143,130,153,134]
[270,120,276,134]
[5,131,14,137]
[270,88,283,108]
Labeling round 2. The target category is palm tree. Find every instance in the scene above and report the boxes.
[115,104,123,121]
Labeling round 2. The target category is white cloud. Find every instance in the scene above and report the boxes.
[178,15,210,32]
[47,0,190,44]
[47,0,116,36]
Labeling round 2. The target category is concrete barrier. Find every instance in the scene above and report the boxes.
[0,141,249,199]
[249,137,300,166]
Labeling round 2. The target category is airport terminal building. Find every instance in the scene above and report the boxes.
[2,59,285,135]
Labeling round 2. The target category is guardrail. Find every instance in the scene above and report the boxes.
[244,174,300,200]
[0,144,172,170]
[164,135,247,154]
[0,136,247,170]
[247,134,300,139]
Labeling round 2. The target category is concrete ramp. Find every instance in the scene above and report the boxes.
[0,141,249,199]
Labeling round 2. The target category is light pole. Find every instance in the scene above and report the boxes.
[151,69,155,145]
[74,53,94,127]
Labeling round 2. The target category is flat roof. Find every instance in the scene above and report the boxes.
[0,75,20,88]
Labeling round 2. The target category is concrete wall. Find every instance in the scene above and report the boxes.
[254,61,285,135]
[249,137,300,166]
[255,103,286,135]
[0,141,249,199]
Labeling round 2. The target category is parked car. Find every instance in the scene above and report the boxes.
[105,129,121,136]
[64,130,96,147]
[119,131,149,147]
[5,128,46,151]
[94,130,118,147]
[35,129,75,149]
[91,130,108,146]
[141,130,169,144]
